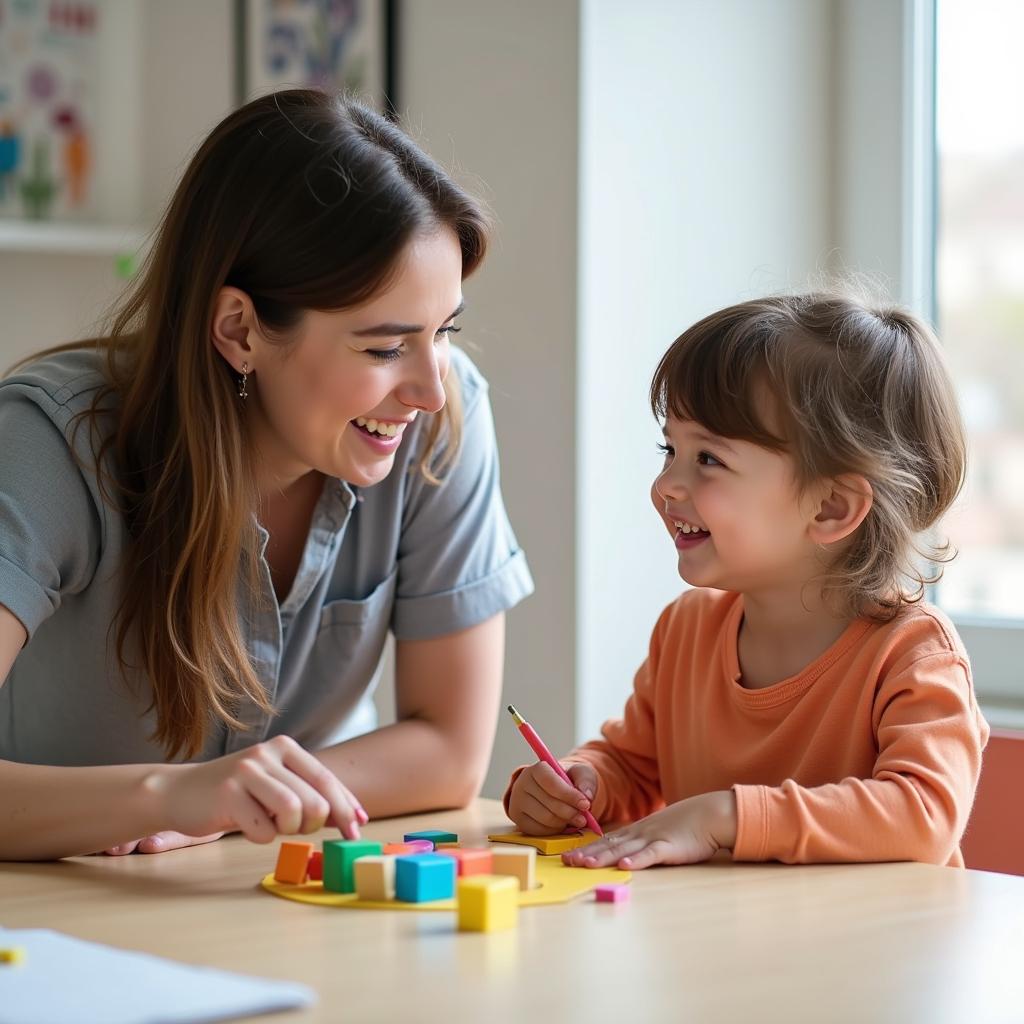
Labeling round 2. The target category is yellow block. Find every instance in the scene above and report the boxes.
[486,830,600,855]
[261,850,629,910]
[490,844,537,890]
[354,855,397,901]
[458,874,518,932]
[0,947,25,965]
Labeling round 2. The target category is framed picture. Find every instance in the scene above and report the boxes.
[234,0,398,119]
[0,0,101,221]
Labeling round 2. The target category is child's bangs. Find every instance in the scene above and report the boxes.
[650,318,789,451]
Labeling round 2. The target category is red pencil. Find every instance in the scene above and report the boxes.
[507,704,603,836]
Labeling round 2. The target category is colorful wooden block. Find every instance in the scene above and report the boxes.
[0,947,25,965]
[457,874,519,932]
[490,845,537,891]
[307,851,323,881]
[395,853,457,903]
[435,842,460,850]
[594,883,631,903]
[322,839,383,893]
[486,830,600,855]
[402,839,434,854]
[403,829,458,847]
[383,842,419,856]
[354,855,397,901]
[436,847,493,877]
[274,841,314,885]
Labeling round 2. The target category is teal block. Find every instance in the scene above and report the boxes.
[403,829,458,847]
[395,854,456,902]
[322,839,383,893]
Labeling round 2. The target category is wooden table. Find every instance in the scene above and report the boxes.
[2,799,1023,1023]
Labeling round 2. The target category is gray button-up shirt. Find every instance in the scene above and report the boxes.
[0,346,533,765]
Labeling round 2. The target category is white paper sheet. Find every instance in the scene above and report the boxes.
[0,927,315,1024]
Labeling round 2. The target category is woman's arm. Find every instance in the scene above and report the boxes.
[316,612,505,818]
[0,604,365,861]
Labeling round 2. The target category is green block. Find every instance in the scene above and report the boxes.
[322,839,382,893]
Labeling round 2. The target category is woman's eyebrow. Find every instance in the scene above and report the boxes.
[352,299,465,338]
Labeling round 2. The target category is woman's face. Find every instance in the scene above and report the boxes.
[249,228,464,489]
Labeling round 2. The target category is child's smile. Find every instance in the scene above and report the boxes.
[670,517,711,551]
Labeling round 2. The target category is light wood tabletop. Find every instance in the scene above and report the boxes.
[2,798,1023,1023]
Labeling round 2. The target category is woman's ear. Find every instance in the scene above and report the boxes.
[808,474,873,547]
[210,287,256,372]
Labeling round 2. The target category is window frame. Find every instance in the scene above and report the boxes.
[919,0,1024,721]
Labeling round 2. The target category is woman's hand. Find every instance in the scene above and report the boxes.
[561,791,737,870]
[101,831,227,855]
[127,735,368,852]
[507,760,599,835]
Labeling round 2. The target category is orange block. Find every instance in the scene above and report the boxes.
[383,842,419,856]
[308,851,323,881]
[436,847,493,877]
[274,841,314,884]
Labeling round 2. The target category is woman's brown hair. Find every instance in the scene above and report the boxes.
[650,291,967,621]
[12,90,491,759]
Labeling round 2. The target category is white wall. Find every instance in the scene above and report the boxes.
[576,0,837,740]
[398,0,581,797]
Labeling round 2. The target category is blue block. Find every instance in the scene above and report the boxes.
[395,854,456,903]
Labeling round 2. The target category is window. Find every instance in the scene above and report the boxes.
[933,0,1024,710]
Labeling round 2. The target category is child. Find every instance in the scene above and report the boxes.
[505,292,989,870]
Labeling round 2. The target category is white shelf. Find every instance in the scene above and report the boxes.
[0,221,148,256]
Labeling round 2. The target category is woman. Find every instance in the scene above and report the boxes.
[0,90,533,860]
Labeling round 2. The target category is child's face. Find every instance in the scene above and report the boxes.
[652,416,822,595]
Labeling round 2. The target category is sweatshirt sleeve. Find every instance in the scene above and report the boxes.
[560,609,672,825]
[501,607,671,826]
[732,651,989,865]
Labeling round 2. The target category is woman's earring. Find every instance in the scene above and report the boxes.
[238,361,249,400]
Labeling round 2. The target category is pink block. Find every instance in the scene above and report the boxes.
[403,839,434,854]
[594,883,631,903]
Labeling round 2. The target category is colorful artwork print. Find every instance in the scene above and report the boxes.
[0,0,99,221]
[243,0,387,110]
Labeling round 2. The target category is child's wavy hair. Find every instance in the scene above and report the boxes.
[650,291,967,621]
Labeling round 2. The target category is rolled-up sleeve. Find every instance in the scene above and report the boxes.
[0,392,102,638]
[391,354,533,640]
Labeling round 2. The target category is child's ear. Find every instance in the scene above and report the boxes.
[808,474,873,546]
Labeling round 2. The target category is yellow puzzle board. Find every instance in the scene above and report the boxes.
[485,830,601,855]
[261,854,630,911]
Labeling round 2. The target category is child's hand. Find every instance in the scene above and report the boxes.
[507,760,599,835]
[561,791,737,869]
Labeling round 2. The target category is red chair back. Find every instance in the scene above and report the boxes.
[962,729,1024,876]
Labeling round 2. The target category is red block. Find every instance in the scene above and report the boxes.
[308,851,323,881]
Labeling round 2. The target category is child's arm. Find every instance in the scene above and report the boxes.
[504,608,670,831]
[729,652,986,865]
[564,648,986,871]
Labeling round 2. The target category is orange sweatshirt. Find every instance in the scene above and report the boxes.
[509,589,989,867]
